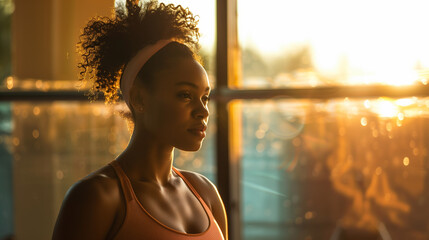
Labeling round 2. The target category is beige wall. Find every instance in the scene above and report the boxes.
[12,1,114,239]
[12,0,114,80]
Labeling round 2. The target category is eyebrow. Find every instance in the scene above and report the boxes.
[175,82,211,92]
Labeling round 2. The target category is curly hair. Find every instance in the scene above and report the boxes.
[77,0,200,103]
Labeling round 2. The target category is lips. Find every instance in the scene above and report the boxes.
[188,124,207,138]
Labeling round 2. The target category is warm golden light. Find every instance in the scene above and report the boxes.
[360,117,367,126]
[56,170,64,180]
[33,106,40,116]
[6,76,13,89]
[238,0,429,86]
[32,129,39,139]
[12,137,20,146]
[396,119,403,127]
[35,80,43,89]
[386,122,393,132]
[364,99,371,109]
[403,157,410,166]
[364,97,427,119]
[396,98,416,107]
[373,98,399,118]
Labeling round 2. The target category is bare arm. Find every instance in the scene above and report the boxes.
[52,176,119,240]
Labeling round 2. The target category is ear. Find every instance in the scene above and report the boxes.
[129,85,146,113]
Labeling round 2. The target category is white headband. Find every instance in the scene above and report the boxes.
[120,39,174,109]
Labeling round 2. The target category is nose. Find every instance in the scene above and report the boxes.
[193,100,209,119]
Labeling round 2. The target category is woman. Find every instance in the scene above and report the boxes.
[52,1,227,239]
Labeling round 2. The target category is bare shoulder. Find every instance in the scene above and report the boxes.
[80,165,119,195]
[53,165,121,240]
[66,165,120,208]
[176,168,229,239]
[175,168,219,207]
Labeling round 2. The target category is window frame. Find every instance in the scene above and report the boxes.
[214,1,429,239]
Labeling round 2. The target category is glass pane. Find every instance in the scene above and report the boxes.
[0,100,215,239]
[237,0,429,88]
[239,97,429,240]
[10,102,130,240]
[0,1,13,238]
[0,102,13,239]
[0,0,12,85]
[164,0,216,86]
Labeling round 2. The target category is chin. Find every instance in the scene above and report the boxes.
[176,142,203,152]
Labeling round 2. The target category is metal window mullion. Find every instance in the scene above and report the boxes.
[3,84,429,101]
[215,0,242,239]
[215,84,429,101]
[215,0,231,236]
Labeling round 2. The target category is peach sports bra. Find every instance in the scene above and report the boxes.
[109,160,225,240]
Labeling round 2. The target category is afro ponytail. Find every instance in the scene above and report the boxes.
[77,0,200,103]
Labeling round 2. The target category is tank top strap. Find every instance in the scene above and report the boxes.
[172,167,211,211]
[109,160,134,202]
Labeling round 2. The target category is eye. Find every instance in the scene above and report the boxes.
[202,95,210,103]
[178,92,192,100]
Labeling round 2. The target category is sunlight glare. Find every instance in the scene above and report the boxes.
[373,98,399,118]
[238,0,429,86]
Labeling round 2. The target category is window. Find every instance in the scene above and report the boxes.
[230,0,429,239]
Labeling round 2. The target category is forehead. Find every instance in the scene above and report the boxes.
[154,58,210,90]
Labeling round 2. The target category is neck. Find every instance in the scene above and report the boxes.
[116,126,175,186]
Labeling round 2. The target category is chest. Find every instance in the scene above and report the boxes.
[129,179,210,234]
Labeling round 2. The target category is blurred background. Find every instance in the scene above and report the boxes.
[2,0,429,239]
